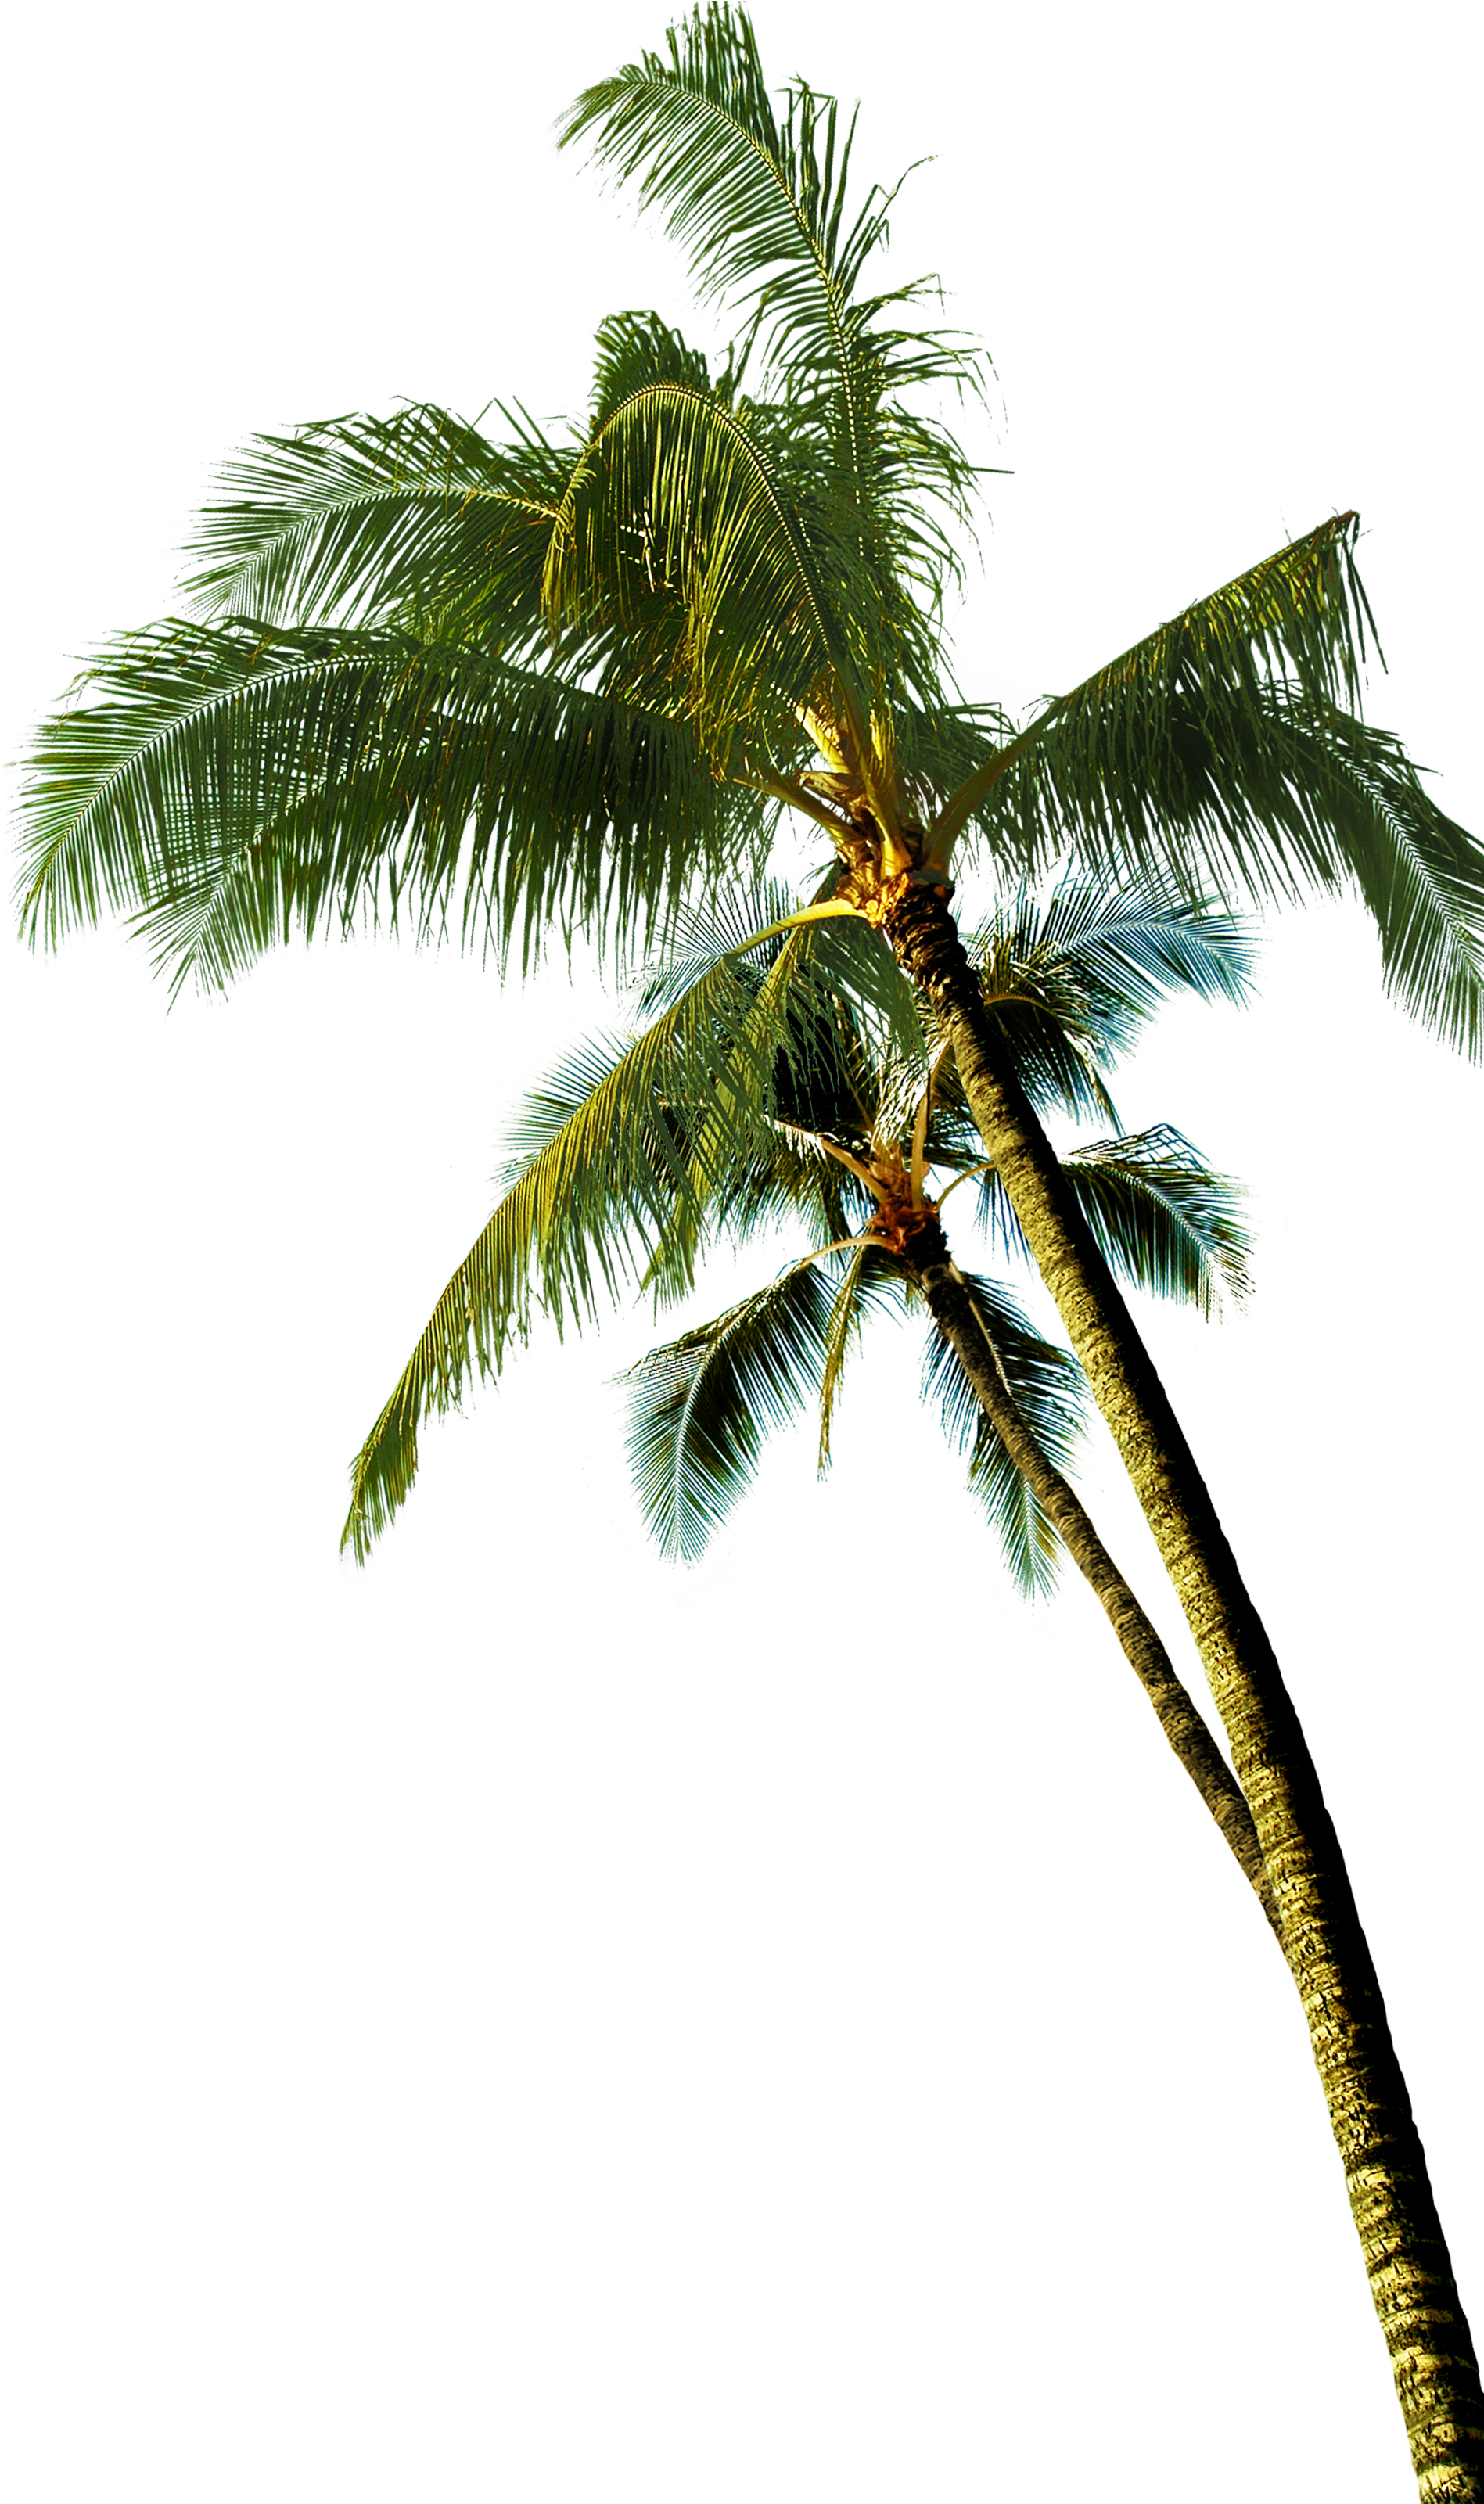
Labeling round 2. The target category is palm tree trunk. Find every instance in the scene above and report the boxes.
[881,874,1484,2501]
[907,1220,1280,1933]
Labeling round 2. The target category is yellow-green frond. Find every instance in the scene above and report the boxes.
[337,941,800,1562]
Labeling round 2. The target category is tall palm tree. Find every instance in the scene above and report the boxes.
[16,5,1484,2484]
[344,873,1275,1919]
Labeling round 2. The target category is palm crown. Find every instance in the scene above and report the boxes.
[343,875,1252,1589]
[16,3,1483,1055]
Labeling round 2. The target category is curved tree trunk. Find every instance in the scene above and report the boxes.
[880,874,1484,2502]
[905,1219,1281,1935]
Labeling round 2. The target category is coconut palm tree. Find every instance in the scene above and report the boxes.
[344,873,1274,1919]
[16,6,1484,2484]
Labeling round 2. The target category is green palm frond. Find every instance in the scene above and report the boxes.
[595,896,886,1281]
[976,836,1266,1041]
[478,861,856,1262]
[631,877,804,1011]
[343,895,858,1557]
[1065,1128,1253,1313]
[926,882,1258,1131]
[976,1126,1252,1317]
[929,524,1484,1052]
[180,402,572,634]
[544,377,868,768]
[600,846,925,1312]
[16,619,764,982]
[817,1241,904,1467]
[561,3,985,649]
[598,1231,911,1562]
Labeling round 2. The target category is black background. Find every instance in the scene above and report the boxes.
[5,14,1471,2484]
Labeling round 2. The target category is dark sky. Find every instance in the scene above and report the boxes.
[9,9,1471,2494]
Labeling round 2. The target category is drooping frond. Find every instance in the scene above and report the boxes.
[620,1258,835,1559]
[1065,1129,1253,1313]
[922,1273,1088,1598]
[817,1241,904,1466]
[931,523,1484,1053]
[342,899,850,1557]
[927,880,1257,1130]
[16,620,764,982]
[561,2,986,664]
[976,1126,1252,1317]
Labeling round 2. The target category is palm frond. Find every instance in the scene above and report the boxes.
[931,524,1484,1054]
[342,896,865,1557]
[561,4,985,642]
[16,619,764,982]
[621,883,881,1299]
[620,1257,835,1559]
[976,1126,1252,1316]
[1065,1129,1253,1313]
[544,377,868,769]
[894,698,1020,835]
[817,1241,904,1466]
[1274,700,1484,1059]
[922,1273,1087,1598]
[926,882,1259,1129]
[180,402,572,634]
[634,891,928,1303]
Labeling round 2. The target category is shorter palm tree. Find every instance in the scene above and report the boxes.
[345,876,1273,1917]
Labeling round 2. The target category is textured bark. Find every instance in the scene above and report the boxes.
[882,874,1484,2501]
[907,1221,1281,1935]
